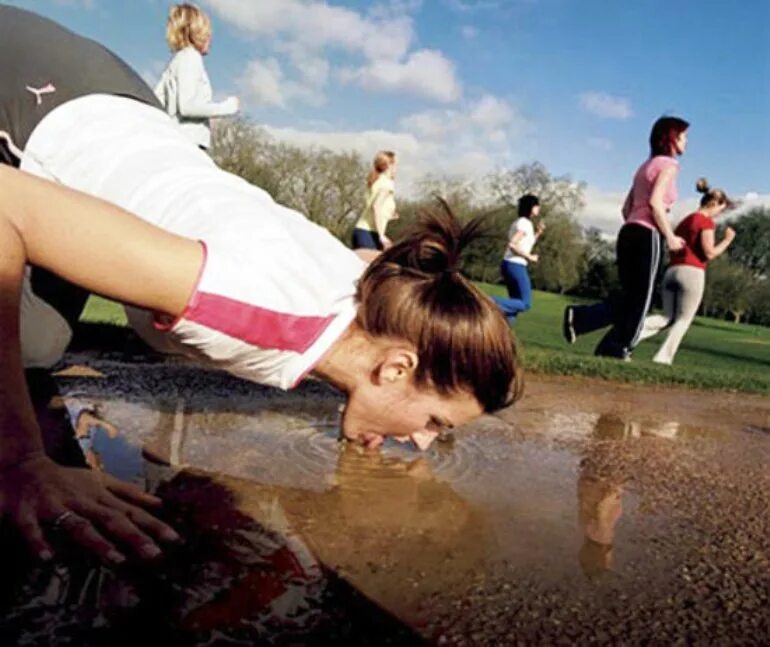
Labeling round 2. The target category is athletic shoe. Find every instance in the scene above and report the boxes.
[562,306,576,344]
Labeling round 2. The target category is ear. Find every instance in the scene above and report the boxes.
[376,348,419,385]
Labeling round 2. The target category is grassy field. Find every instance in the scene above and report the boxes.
[82,290,770,395]
[481,283,770,394]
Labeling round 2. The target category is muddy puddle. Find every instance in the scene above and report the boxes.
[2,356,768,645]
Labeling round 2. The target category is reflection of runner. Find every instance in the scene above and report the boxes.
[493,194,545,324]
[564,117,689,359]
[69,402,119,471]
[0,7,519,566]
[638,179,736,364]
[577,414,628,576]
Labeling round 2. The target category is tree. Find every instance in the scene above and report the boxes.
[747,279,770,326]
[487,162,586,216]
[573,228,619,299]
[702,258,757,323]
[488,162,587,293]
[211,119,368,238]
[723,207,770,278]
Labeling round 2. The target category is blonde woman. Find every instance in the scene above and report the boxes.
[638,179,736,364]
[154,3,239,150]
[352,151,398,250]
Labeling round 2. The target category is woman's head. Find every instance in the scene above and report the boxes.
[367,150,397,186]
[166,3,212,54]
[696,178,734,215]
[518,194,540,219]
[342,201,522,448]
[649,116,689,157]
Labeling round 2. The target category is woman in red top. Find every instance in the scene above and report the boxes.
[639,179,736,364]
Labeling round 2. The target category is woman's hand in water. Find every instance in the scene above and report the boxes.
[0,454,179,563]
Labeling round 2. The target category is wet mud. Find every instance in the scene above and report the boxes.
[2,349,768,645]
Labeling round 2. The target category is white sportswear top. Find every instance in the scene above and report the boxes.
[503,217,535,266]
[154,46,238,149]
[21,94,365,389]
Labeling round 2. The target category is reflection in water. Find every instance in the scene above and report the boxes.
[0,465,425,644]
[577,476,623,576]
[577,414,629,578]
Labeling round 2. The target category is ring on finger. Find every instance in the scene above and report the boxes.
[52,510,75,530]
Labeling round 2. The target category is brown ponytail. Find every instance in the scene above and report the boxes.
[356,200,522,412]
[367,150,396,187]
[696,177,732,208]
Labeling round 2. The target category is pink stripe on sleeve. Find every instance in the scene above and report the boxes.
[184,291,336,353]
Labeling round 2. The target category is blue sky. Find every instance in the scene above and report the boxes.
[7,0,770,232]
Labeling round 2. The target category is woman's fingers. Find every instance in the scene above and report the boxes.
[14,504,53,561]
[70,499,161,560]
[101,493,180,544]
[104,475,162,508]
[55,510,125,564]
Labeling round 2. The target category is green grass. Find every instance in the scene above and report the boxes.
[480,283,770,394]
[82,291,770,394]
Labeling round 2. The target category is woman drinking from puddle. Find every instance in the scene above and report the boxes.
[637,179,736,364]
[0,6,520,567]
[563,116,689,359]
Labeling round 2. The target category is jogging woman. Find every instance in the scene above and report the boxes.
[493,194,544,324]
[0,6,520,566]
[563,116,688,359]
[352,151,398,250]
[638,179,736,364]
[154,3,239,150]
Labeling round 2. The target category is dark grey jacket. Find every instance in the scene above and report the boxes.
[0,3,159,166]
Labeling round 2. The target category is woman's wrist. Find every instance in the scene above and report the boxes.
[0,448,47,472]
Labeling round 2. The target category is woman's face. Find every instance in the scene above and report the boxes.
[388,159,398,179]
[341,376,482,451]
[530,204,541,219]
[673,129,688,156]
[198,25,212,55]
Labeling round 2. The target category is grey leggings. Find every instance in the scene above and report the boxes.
[639,265,705,364]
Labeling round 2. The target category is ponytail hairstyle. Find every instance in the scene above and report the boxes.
[355,200,522,412]
[166,3,211,53]
[367,150,396,187]
[696,178,734,209]
[649,116,689,157]
[518,194,540,219]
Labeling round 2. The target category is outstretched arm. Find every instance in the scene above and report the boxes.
[0,165,201,562]
[176,52,239,119]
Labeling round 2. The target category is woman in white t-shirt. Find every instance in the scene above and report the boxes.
[0,7,521,567]
[154,3,239,150]
[493,194,545,323]
[352,151,398,250]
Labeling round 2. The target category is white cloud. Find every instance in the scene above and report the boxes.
[400,94,527,144]
[339,49,462,103]
[469,94,514,130]
[205,0,414,61]
[444,0,511,11]
[239,57,327,108]
[587,137,613,151]
[579,92,633,120]
[578,186,626,234]
[255,93,527,198]
[460,25,479,39]
[206,0,462,104]
[51,0,95,7]
[239,59,287,107]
